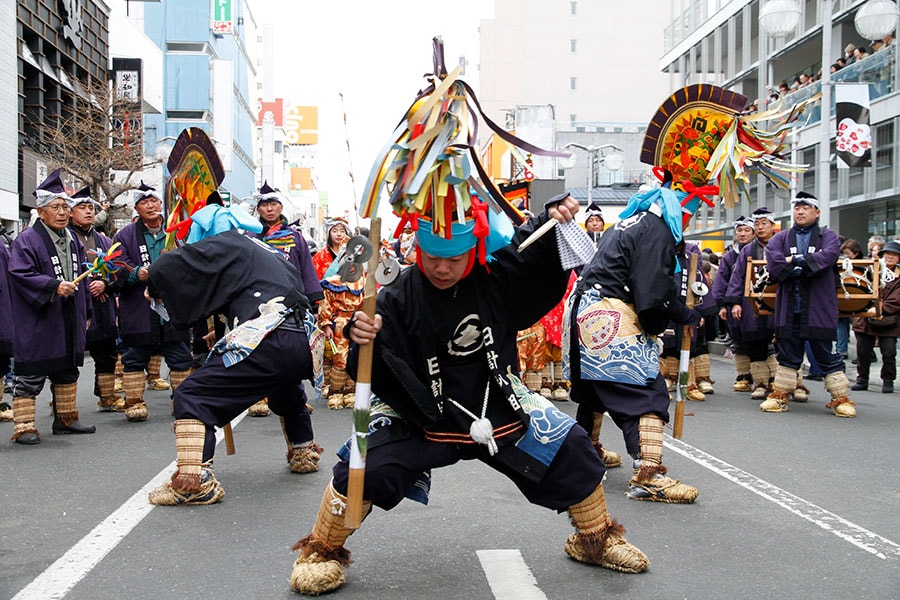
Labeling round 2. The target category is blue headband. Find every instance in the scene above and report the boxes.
[415,208,513,260]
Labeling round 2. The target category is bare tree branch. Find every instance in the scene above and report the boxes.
[34,75,163,206]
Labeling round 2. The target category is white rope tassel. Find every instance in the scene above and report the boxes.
[446,382,498,455]
[469,417,498,456]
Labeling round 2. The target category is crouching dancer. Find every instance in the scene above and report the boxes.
[289,194,648,596]
[145,205,320,506]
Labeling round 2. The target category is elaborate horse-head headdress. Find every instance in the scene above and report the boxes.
[358,37,568,275]
[629,84,812,241]
[162,127,256,249]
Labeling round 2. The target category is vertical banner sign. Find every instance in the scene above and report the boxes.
[111,58,143,171]
[835,83,872,169]
[212,0,233,34]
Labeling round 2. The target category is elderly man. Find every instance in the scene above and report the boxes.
[112,182,193,422]
[8,169,94,444]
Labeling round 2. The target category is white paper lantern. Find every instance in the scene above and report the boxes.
[760,0,803,38]
[855,0,899,41]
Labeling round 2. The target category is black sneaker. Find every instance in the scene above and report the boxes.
[850,381,868,391]
[882,381,894,394]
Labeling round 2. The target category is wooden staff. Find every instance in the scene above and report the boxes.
[206,315,236,455]
[344,217,381,528]
[672,252,698,440]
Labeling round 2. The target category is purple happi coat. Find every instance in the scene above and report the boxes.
[766,224,841,340]
[724,238,775,341]
[69,225,118,343]
[0,242,14,356]
[8,222,90,376]
[112,221,190,346]
[712,243,744,337]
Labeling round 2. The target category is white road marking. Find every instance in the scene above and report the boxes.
[11,415,247,600]
[477,549,548,600]
[665,434,900,560]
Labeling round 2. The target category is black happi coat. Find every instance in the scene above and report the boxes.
[349,210,569,441]
[578,210,685,335]
[146,230,309,330]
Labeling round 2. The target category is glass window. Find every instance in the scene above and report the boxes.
[570,2,577,15]
[875,121,894,193]
[571,39,577,53]
[570,77,577,90]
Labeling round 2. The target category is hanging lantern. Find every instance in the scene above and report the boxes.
[759,0,802,38]
[855,0,899,41]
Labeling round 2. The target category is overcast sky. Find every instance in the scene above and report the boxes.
[251,0,495,223]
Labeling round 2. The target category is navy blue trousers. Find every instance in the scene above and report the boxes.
[332,425,604,512]
[173,328,314,461]
[776,314,844,374]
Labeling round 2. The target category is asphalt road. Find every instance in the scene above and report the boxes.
[1,354,898,600]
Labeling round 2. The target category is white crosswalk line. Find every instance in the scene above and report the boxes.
[477,549,548,600]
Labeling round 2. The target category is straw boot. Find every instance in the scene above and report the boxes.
[589,412,621,468]
[0,390,13,421]
[328,368,348,409]
[51,382,95,434]
[749,361,771,399]
[564,482,649,573]
[96,372,124,412]
[627,415,698,503]
[663,356,678,392]
[732,353,752,391]
[10,396,40,444]
[123,371,148,422]
[149,419,224,505]
[282,416,321,474]
[249,397,271,417]
[523,370,542,393]
[551,361,570,400]
[793,371,810,403]
[694,354,715,394]
[290,482,372,595]
[168,369,191,415]
[146,354,170,390]
[342,377,357,408]
[539,364,554,399]
[760,365,796,413]
[114,354,125,393]
[824,371,857,418]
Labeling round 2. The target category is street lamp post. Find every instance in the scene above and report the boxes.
[562,142,625,206]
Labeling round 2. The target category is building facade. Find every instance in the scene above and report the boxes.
[664,0,900,244]
[15,0,111,231]
[140,0,259,201]
[478,0,672,217]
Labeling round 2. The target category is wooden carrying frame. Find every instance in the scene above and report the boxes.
[744,258,881,318]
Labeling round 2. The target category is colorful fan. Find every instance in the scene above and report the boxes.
[164,127,225,250]
[359,37,570,238]
[641,84,812,207]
